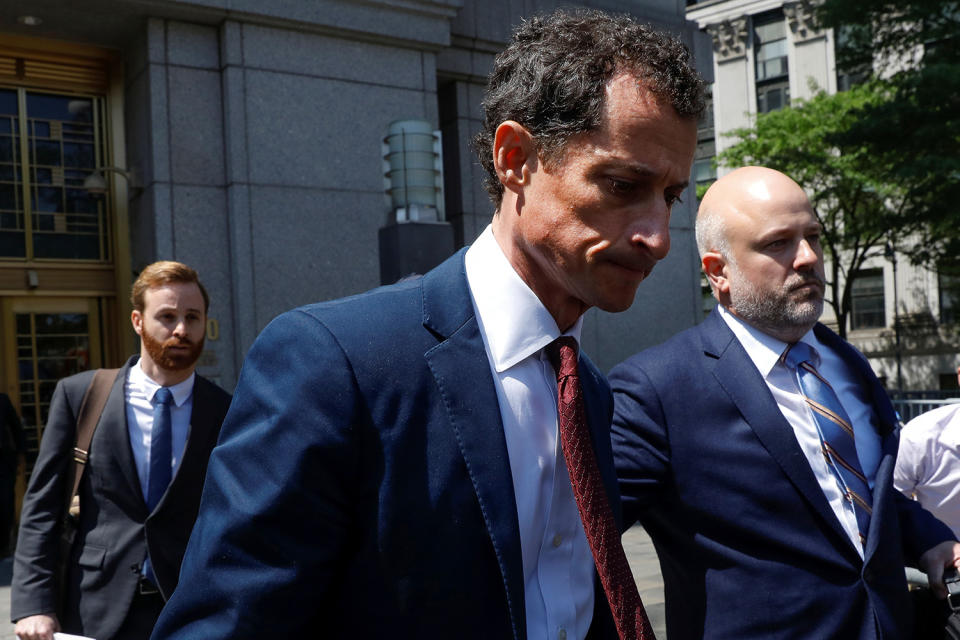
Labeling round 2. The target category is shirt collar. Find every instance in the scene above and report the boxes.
[130,357,196,407]
[717,304,816,378]
[465,225,583,373]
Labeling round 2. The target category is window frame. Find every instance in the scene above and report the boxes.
[850,268,886,330]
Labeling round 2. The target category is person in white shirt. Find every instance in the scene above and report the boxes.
[895,365,960,537]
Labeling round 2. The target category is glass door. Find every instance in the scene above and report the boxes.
[2,297,102,470]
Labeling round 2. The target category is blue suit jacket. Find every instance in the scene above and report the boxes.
[609,309,954,640]
[152,249,620,639]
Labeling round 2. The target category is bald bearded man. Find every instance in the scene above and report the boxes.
[610,166,960,639]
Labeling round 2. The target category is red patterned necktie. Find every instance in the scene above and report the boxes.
[547,337,655,640]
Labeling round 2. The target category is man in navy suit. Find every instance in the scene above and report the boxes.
[152,9,703,640]
[610,166,960,639]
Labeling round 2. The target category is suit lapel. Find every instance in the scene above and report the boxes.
[421,251,526,640]
[97,357,146,510]
[700,312,858,558]
[814,325,897,437]
[102,359,221,516]
[160,376,215,510]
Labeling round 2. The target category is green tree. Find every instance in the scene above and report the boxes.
[719,83,926,339]
[817,0,960,269]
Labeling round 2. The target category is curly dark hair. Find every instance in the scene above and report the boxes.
[474,9,706,207]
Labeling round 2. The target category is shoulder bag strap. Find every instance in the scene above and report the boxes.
[65,368,121,517]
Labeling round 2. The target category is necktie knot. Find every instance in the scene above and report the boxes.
[547,336,579,379]
[784,341,818,370]
[154,386,173,406]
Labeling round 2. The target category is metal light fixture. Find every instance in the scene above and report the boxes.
[82,166,139,196]
[17,16,43,26]
[382,120,444,223]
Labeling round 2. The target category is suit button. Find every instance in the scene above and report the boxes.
[558,628,567,640]
[863,567,874,582]
[552,534,563,548]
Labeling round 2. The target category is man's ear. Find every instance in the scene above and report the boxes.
[131,309,143,337]
[702,251,730,296]
[493,121,535,194]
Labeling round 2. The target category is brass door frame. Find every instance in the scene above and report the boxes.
[0,33,134,364]
[1,296,103,441]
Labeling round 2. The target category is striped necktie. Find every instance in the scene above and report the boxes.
[783,341,872,545]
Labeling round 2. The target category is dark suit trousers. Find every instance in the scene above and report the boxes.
[112,589,165,640]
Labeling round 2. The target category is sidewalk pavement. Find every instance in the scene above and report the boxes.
[2,556,12,640]
[623,525,667,638]
[0,525,666,640]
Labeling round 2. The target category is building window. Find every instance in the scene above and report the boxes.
[850,269,885,330]
[939,269,959,325]
[0,87,110,261]
[694,85,716,197]
[835,26,870,91]
[939,373,960,391]
[693,144,716,189]
[757,82,790,113]
[754,14,790,113]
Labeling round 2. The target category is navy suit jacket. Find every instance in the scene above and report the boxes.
[152,249,620,639]
[609,309,954,640]
[11,356,231,639]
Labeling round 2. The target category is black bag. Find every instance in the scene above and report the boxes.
[946,614,960,640]
[913,568,960,640]
[946,568,960,640]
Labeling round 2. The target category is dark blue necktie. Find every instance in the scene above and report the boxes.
[147,387,173,511]
[143,386,173,585]
[784,342,872,545]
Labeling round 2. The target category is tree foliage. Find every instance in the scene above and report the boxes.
[817,0,960,269]
[718,83,924,338]
[721,0,960,337]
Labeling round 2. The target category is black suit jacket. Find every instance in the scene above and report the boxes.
[11,356,231,639]
[609,310,955,639]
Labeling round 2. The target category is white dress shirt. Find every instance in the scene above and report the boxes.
[895,402,960,537]
[465,225,594,640]
[125,358,195,501]
[718,305,883,556]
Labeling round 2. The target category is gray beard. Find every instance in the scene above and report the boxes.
[729,274,824,337]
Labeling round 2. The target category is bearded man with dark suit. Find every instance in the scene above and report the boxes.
[11,261,231,640]
[610,166,960,639]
